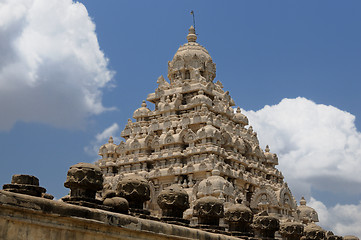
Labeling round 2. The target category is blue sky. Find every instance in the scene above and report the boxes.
[0,0,360,236]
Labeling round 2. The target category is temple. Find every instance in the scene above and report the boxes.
[1,26,359,240]
[97,25,296,221]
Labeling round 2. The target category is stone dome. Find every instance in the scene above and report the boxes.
[197,170,234,199]
[264,145,278,166]
[98,136,117,156]
[297,197,319,224]
[190,90,212,106]
[168,26,216,82]
[234,107,248,126]
[197,121,221,139]
[133,100,151,120]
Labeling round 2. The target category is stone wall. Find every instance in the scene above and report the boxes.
[0,190,240,240]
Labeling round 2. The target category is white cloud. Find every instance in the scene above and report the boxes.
[0,0,114,130]
[242,97,361,237]
[243,97,361,198]
[84,123,120,157]
[309,197,361,237]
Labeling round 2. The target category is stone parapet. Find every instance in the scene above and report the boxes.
[0,190,240,240]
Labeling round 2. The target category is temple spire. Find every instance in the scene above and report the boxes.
[187,26,197,43]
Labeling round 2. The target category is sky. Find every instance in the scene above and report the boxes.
[0,0,360,237]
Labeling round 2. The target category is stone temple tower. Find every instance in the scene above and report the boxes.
[96,26,299,221]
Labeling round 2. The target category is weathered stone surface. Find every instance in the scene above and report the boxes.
[193,196,224,227]
[3,174,46,197]
[116,175,150,209]
[252,211,280,239]
[0,190,240,240]
[63,163,103,204]
[224,203,253,236]
[279,222,304,240]
[344,236,360,240]
[157,184,189,219]
[103,197,129,214]
[303,223,326,240]
[297,197,319,224]
[327,235,343,240]
[11,174,39,185]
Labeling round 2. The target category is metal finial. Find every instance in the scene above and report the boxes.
[190,10,196,32]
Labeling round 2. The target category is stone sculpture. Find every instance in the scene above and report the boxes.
[116,175,150,211]
[63,162,103,206]
[193,196,224,229]
[224,203,253,236]
[157,184,189,220]
[3,174,52,199]
[252,211,280,239]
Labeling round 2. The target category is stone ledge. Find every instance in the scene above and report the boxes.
[0,190,242,240]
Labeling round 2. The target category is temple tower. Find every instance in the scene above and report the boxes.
[96,26,297,221]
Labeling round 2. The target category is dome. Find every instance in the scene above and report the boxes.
[197,170,234,199]
[190,90,212,106]
[133,100,151,120]
[197,121,220,139]
[234,107,248,126]
[98,136,117,156]
[297,197,319,224]
[168,26,216,83]
[264,145,278,165]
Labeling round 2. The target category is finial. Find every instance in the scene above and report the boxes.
[265,145,270,152]
[141,100,147,108]
[300,196,307,205]
[187,26,197,43]
[108,136,114,143]
[236,107,241,113]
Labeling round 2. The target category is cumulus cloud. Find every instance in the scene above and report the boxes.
[242,97,361,237]
[309,197,361,237]
[243,97,361,198]
[84,123,120,157]
[0,0,114,130]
